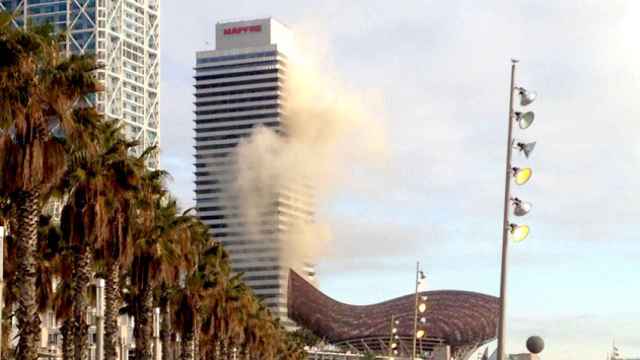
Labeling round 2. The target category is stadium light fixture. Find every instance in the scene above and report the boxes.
[515,141,536,158]
[512,167,533,185]
[516,87,537,106]
[511,197,532,216]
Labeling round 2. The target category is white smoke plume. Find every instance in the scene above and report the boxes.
[229,36,388,272]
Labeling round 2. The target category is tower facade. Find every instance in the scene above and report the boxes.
[0,0,161,167]
[194,18,315,324]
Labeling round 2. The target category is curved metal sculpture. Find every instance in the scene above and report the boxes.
[288,270,499,358]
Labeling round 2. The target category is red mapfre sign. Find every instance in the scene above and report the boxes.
[224,25,262,35]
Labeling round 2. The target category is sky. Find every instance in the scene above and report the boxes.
[159,2,640,360]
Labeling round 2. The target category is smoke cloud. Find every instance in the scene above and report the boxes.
[228,37,388,272]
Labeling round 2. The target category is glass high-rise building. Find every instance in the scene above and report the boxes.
[0,0,161,167]
[194,18,315,325]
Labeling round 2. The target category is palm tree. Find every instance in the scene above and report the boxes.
[172,225,222,360]
[158,215,207,360]
[58,129,113,360]
[89,123,145,360]
[128,171,171,360]
[37,215,75,360]
[197,243,233,359]
[0,15,102,360]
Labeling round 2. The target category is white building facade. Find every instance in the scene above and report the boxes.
[194,18,315,325]
[0,0,161,167]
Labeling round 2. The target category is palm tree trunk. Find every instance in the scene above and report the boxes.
[161,302,173,360]
[1,305,12,360]
[105,261,120,360]
[193,317,198,360]
[134,285,154,360]
[61,319,75,360]
[179,332,193,360]
[73,247,92,360]
[14,190,42,360]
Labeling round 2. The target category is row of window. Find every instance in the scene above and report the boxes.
[195,166,235,177]
[195,132,251,143]
[194,85,280,98]
[195,95,279,108]
[248,284,280,291]
[194,120,279,134]
[195,111,281,125]
[225,247,281,256]
[196,51,278,65]
[194,77,279,90]
[231,255,279,264]
[196,60,282,72]
[195,103,279,116]
[242,274,280,282]
[194,68,279,81]
[195,188,223,195]
[234,265,281,273]
[194,142,238,151]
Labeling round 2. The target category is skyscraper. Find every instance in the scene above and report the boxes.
[0,0,161,167]
[194,18,315,325]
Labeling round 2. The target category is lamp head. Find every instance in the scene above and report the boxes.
[514,111,535,129]
[516,141,537,158]
[511,197,532,216]
[517,87,537,106]
[418,303,427,313]
[509,223,530,242]
[512,167,533,185]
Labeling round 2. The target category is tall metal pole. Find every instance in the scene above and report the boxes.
[497,59,518,360]
[411,262,419,359]
[96,279,105,360]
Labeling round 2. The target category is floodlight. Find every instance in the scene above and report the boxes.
[516,87,537,106]
[392,328,397,334]
[421,295,428,301]
[391,342,397,349]
[514,112,535,129]
[416,329,425,339]
[509,224,530,242]
[515,141,536,158]
[511,197,532,216]
[418,303,427,313]
[420,317,427,324]
[512,167,532,185]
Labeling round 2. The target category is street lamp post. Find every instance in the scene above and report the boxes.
[412,262,419,359]
[153,307,161,360]
[412,262,427,359]
[96,279,105,360]
[496,59,537,360]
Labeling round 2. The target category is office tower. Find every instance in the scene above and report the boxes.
[0,0,161,167]
[194,18,315,325]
